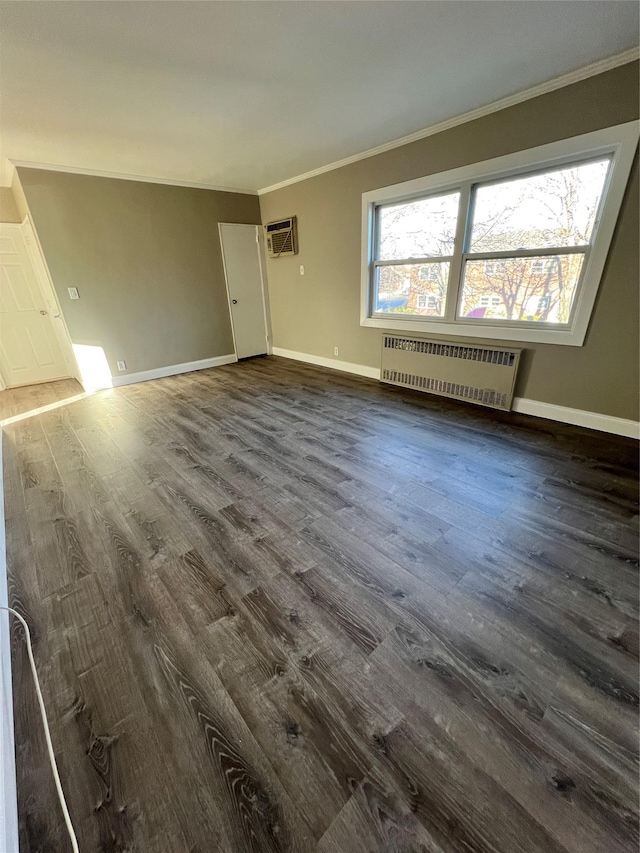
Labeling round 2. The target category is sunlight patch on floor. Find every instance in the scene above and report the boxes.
[0,392,96,427]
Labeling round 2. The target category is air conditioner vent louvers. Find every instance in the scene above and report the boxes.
[271,231,293,255]
[381,335,521,411]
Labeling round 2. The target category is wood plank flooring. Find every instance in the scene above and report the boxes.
[3,356,638,852]
[0,379,84,422]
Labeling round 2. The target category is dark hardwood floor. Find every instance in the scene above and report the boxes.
[3,356,638,852]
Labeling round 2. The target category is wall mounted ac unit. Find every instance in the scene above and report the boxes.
[381,335,522,411]
[265,217,297,258]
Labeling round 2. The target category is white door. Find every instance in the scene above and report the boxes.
[219,224,268,359]
[0,223,70,387]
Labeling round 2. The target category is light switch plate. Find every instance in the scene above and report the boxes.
[68,287,79,299]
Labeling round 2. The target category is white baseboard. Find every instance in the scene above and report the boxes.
[271,347,638,439]
[512,397,639,439]
[111,353,237,387]
[271,347,380,380]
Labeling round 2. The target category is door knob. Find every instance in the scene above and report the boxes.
[232,299,238,304]
[39,309,48,315]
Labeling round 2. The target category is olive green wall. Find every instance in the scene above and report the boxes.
[260,61,639,421]
[18,169,261,377]
[0,187,20,223]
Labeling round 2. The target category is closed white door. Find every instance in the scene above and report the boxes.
[0,223,70,387]
[219,224,268,359]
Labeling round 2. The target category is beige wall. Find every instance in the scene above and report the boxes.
[260,61,639,421]
[18,169,261,377]
[0,187,20,223]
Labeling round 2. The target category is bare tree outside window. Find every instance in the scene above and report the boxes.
[461,159,610,322]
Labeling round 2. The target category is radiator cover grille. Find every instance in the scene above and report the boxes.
[381,335,521,411]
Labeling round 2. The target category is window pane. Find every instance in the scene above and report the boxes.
[469,159,610,252]
[375,263,449,316]
[459,254,584,324]
[377,192,460,260]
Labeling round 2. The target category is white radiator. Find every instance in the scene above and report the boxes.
[381,335,522,411]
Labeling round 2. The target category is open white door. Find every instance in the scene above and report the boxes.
[219,224,268,360]
[0,223,72,388]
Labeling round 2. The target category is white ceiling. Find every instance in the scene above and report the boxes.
[0,1,638,193]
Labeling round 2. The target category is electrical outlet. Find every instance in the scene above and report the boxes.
[333,347,339,357]
[67,287,79,299]
[117,360,127,371]
[299,265,305,275]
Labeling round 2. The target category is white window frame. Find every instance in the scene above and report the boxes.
[360,121,638,346]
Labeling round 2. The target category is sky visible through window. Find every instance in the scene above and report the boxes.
[378,192,459,260]
[469,159,610,252]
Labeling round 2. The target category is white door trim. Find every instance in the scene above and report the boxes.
[255,228,273,355]
[219,222,239,359]
[19,217,82,384]
[218,223,270,359]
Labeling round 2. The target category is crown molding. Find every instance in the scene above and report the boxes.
[8,160,258,195]
[257,48,640,196]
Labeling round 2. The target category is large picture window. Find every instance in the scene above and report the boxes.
[361,122,638,345]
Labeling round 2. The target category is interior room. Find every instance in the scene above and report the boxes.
[0,2,638,851]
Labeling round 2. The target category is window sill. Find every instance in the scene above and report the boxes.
[361,315,586,346]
